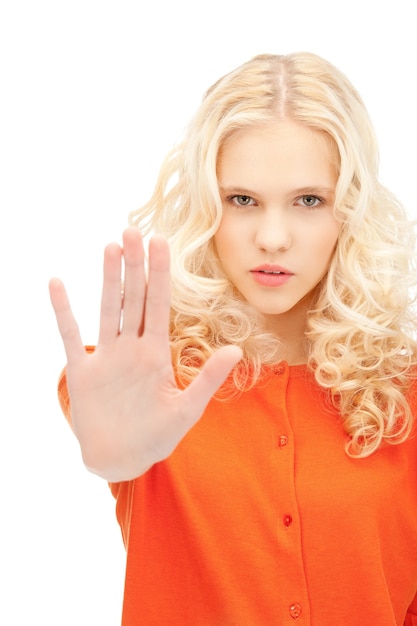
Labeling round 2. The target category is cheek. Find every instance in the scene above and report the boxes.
[214,219,239,255]
[302,222,339,271]
[213,228,229,266]
[311,217,340,249]
[213,229,225,258]
[318,225,340,265]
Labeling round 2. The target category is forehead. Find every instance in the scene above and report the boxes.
[217,120,339,188]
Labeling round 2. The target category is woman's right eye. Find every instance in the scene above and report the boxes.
[230,195,255,206]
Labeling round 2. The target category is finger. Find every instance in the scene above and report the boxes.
[98,242,123,344]
[49,278,85,362]
[143,235,171,339]
[183,345,243,417]
[120,228,146,335]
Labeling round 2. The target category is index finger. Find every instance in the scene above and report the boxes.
[49,277,85,362]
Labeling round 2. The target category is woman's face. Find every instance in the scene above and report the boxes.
[214,119,340,334]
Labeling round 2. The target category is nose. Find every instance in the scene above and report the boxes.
[254,208,292,252]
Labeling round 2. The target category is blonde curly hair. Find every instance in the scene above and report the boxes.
[129,52,417,457]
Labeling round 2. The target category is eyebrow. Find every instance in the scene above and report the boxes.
[219,185,336,197]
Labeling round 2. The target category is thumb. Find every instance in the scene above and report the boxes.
[183,345,243,416]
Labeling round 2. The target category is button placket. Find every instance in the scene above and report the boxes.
[270,363,310,622]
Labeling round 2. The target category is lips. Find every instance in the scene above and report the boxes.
[250,264,294,287]
[250,264,293,275]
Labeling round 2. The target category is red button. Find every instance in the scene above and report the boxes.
[283,514,293,527]
[278,435,288,448]
[289,603,302,619]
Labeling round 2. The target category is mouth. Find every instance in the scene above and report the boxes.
[250,266,294,287]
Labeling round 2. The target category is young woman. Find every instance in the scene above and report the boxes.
[49,52,417,625]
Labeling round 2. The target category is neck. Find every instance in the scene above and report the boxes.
[280,337,309,366]
[261,294,315,366]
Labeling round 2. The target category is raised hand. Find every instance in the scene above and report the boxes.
[49,228,242,482]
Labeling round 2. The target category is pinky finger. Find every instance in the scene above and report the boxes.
[49,278,85,362]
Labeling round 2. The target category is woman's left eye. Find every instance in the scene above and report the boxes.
[297,195,323,208]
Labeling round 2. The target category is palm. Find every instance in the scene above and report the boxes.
[49,229,241,481]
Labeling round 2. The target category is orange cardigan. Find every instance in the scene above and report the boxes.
[59,362,417,625]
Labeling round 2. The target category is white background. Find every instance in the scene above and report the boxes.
[1,1,415,624]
